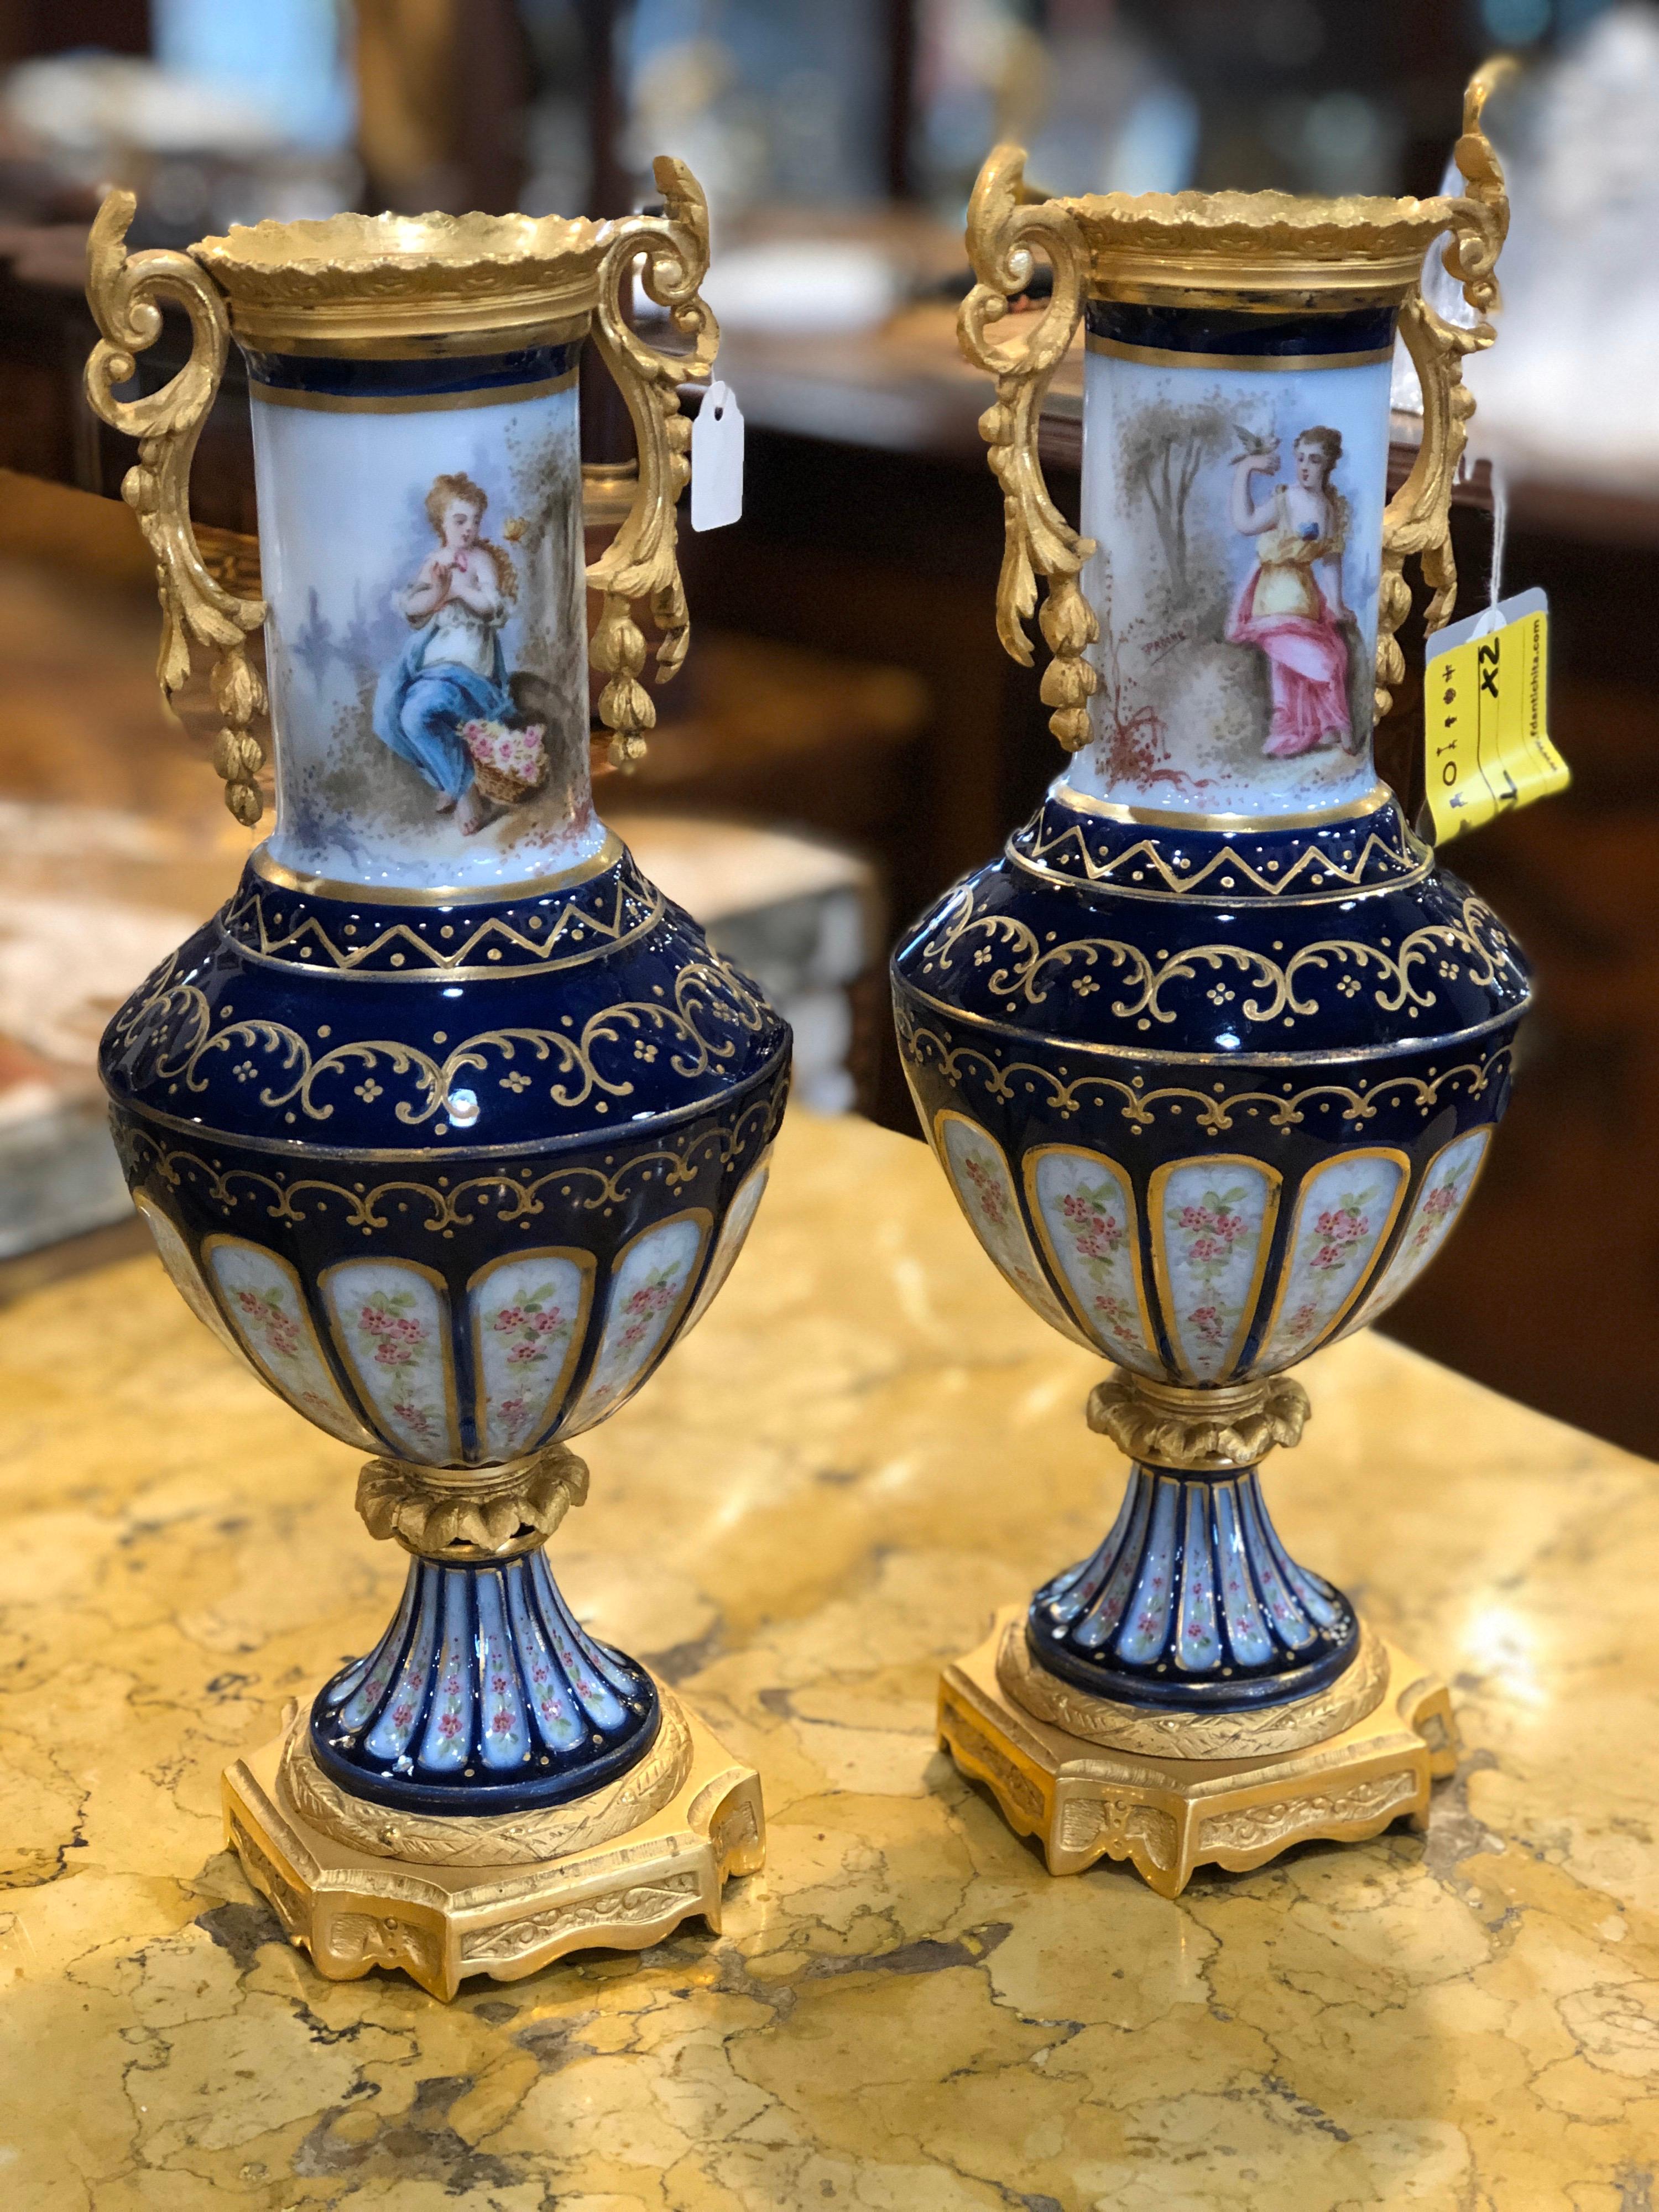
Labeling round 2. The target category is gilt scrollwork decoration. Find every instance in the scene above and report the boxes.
[84,190,270,826]
[586,155,719,770]
[918,879,1511,1025]
[959,147,1099,753]
[110,947,773,1125]
[1375,59,1515,722]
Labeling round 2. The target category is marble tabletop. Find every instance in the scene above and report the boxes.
[1,1110,1653,2211]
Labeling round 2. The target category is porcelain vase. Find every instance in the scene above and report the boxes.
[84,161,786,1995]
[893,71,1527,1896]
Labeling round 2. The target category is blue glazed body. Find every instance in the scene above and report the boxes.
[893,784,1528,1706]
[105,838,790,1807]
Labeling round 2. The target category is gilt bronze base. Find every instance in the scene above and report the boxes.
[223,1689,765,2000]
[940,1604,1455,1900]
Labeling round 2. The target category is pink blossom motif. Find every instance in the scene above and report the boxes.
[1094,1290,1139,1338]
[489,1710,514,1736]
[1188,1303,1228,1351]
[961,1151,1010,1232]
[1062,1186,1126,1262]
[584,1257,692,1411]
[615,1271,679,1354]
[392,1702,413,1728]
[1411,1172,1467,1254]
[1053,1175,1141,1350]
[374,1338,415,1367]
[436,1710,463,1739]
[1165,1182,1255,1369]
[389,1397,439,1444]
[234,1284,305,1364]
[1309,1197,1370,1272]
[487,1282,573,1443]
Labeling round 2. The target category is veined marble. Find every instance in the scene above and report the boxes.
[1,1113,1656,2210]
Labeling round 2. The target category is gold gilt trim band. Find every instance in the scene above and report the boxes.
[1047,781,1397,834]
[1085,332,1393,372]
[248,366,578,414]
[251,832,619,907]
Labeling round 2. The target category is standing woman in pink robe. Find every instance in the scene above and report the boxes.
[1225,426,1357,758]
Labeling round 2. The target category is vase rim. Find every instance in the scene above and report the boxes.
[1061,186,1461,306]
[191,208,606,351]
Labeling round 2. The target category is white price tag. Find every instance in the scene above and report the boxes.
[690,380,744,531]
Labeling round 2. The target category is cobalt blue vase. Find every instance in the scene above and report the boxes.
[898,124,1526,1782]
[85,174,790,1845]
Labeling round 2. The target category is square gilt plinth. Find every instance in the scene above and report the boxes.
[940,1605,1456,1898]
[223,1688,764,2001]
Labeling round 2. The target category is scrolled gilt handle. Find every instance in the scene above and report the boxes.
[585,155,719,770]
[1375,59,1515,725]
[83,190,269,825]
[959,147,1098,753]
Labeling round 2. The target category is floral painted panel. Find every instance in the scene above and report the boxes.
[1335,1129,1492,1342]
[204,1238,377,1448]
[1254,1150,1407,1372]
[1027,1145,1159,1367]
[137,1196,241,1359]
[681,1156,771,1337]
[941,1119,1096,1350]
[1152,1157,1280,1382]
[943,1129,1124,1357]
[322,1260,459,1463]
[469,1251,592,1462]
[561,1213,707,1436]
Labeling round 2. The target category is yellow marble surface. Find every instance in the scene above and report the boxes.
[1,1110,1655,2210]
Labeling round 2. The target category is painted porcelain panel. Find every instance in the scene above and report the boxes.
[418,1573,476,1772]
[322,1259,460,1462]
[681,1157,770,1336]
[1254,1151,1407,1372]
[474,1571,533,1771]
[1214,1481,1275,1667]
[363,1574,440,1760]
[335,1575,418,1736]
[135,1196,240,1358]
[560,1213,708,1436]
[504,1568,586,1751]
[1152,1157,1280,1383]
[1114,1475,1180,1665]
[1025,1143,1159,1369]
[1070,345,1390,816]
[1071,1481,1151,1652]
[469,1250,592,1462]
[938,1118,1095,1350]
[204,1237,377,1448]
[1338,1129,1493,1339]
[1173,1484,1222,1672]
[249,377,601,893]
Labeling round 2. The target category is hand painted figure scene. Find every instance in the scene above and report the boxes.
[373,472,551,836]
[1226,425,1363,760]
[1077,360,1387,812]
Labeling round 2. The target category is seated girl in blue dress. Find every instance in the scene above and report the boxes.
[373,471,518,836]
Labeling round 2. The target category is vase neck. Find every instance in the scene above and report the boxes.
[1065,296,1397,826]
[244,330,605,900]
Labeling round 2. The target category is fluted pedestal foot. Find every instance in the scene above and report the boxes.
[222,1688,764,2000]
[940,1604,1455,1900]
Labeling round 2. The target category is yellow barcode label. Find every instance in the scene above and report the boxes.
[1423,586,1568,846]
